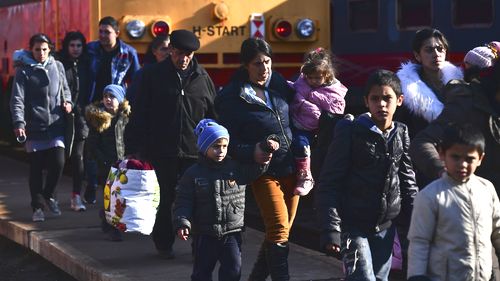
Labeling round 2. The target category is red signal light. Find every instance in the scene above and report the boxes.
[152,20,169,37]
[274,20,292,39]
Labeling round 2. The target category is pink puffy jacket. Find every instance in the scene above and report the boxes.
[289,74,348,131]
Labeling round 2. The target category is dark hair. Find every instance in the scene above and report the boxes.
[29,33,54,50]
[412,28,449,54]
[440,123,485,155]
[301,47,336,85]
[239,38,272,65]
[143,35,170,64]
[99,16,119,32]
[60,31,87,58]
[365,69,402,97]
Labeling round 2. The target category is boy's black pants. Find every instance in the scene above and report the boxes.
[192,233,242,281]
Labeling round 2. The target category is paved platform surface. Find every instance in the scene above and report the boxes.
[0,155,344,281]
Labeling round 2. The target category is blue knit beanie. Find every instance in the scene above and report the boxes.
[103,84,125,103]
[194,119,230,154]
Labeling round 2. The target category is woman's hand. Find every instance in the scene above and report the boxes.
[254,142,273,164]
[63,102,72,113]
[13,128,26,143]
[14,128,26,138]
[177,227,190,241]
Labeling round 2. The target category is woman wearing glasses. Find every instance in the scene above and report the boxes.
[57,31,92,212]
[396,28,463,138]
[394,28,464,274]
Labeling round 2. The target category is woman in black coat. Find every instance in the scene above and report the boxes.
[216,38,297,281]
[57,31,92,211]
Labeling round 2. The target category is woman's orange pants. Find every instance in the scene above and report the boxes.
[251,174,299,243]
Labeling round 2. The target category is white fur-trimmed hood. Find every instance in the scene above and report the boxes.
[397,61,463,122]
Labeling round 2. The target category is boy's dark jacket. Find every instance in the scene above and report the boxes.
[85,100,130,166]
[173,154,266,238]
[317,113,418,248]
[215,70,295,177]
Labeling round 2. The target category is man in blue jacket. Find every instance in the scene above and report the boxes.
[84,16,140,204]
[87,16,140,103]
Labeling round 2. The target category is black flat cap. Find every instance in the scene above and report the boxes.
[170,29,200,52]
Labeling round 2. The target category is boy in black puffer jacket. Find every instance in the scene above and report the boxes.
[173,119,278,281]
[316,70,418,280]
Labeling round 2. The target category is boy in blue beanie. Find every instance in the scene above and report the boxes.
[85,84,130,241]
[173,119,279,281]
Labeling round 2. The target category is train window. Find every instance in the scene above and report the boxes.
[453,0,493,27]
[397,0,431,29]
[348,0,379,32]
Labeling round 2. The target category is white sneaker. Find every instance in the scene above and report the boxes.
[32,208,45,222]
[71,194,86,212]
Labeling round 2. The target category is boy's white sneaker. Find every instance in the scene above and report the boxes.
[32,208,45,222]
[71,194,86,212]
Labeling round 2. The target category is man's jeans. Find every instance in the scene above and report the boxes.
[341,224,395,281]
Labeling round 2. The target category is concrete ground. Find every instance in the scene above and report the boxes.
[0,155,344,281]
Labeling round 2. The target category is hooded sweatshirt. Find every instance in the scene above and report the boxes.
[10,50,72,150]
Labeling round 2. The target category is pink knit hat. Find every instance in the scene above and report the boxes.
[464,46,496,69]
[488,41,500,56]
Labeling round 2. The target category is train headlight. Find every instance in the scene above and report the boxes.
[152,20,170,37]
[273,19,292,39]
[296,18,315,38]
[126,20,146,39]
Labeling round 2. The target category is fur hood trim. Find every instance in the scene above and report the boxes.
[85,100,130,133]
[397,61,463,122]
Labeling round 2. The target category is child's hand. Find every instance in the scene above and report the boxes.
[258,138,280,154]
[254,143,272,164]
[63,101,72,113]
[177,227,190,241]
[325,243,342,259]
[265,139,280,152]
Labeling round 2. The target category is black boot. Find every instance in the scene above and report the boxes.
[265,242,289,281]
[84,184,97,204]
[248,242,269,281]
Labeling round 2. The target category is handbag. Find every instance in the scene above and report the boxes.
[58,70,75,159]
[104,159,160,234]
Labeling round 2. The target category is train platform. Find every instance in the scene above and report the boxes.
[0,154,344,281]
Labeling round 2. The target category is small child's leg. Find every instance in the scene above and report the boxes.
[192,235,218,281]
[218,233,242,281]
[294,155,314,196]
[291,129,315,196]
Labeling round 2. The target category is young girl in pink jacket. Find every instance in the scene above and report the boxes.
[289,48,348,196]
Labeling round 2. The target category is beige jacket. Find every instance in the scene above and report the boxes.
[408,173,500,281]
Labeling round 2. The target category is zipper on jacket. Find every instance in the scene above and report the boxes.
[468,185,479,280]
[239,93,291,149]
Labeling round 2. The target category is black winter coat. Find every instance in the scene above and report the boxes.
[59,56,91,140]
[317,114,418,248]
[215,71,295,177]
[85,101,130,167]
[173,155,266,238]
[125,58,217,160]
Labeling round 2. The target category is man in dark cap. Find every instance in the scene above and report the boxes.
[125,29,217,259]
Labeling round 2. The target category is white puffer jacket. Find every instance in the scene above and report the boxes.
[408,173,500,281]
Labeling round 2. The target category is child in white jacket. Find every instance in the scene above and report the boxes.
[407,123,500,281]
